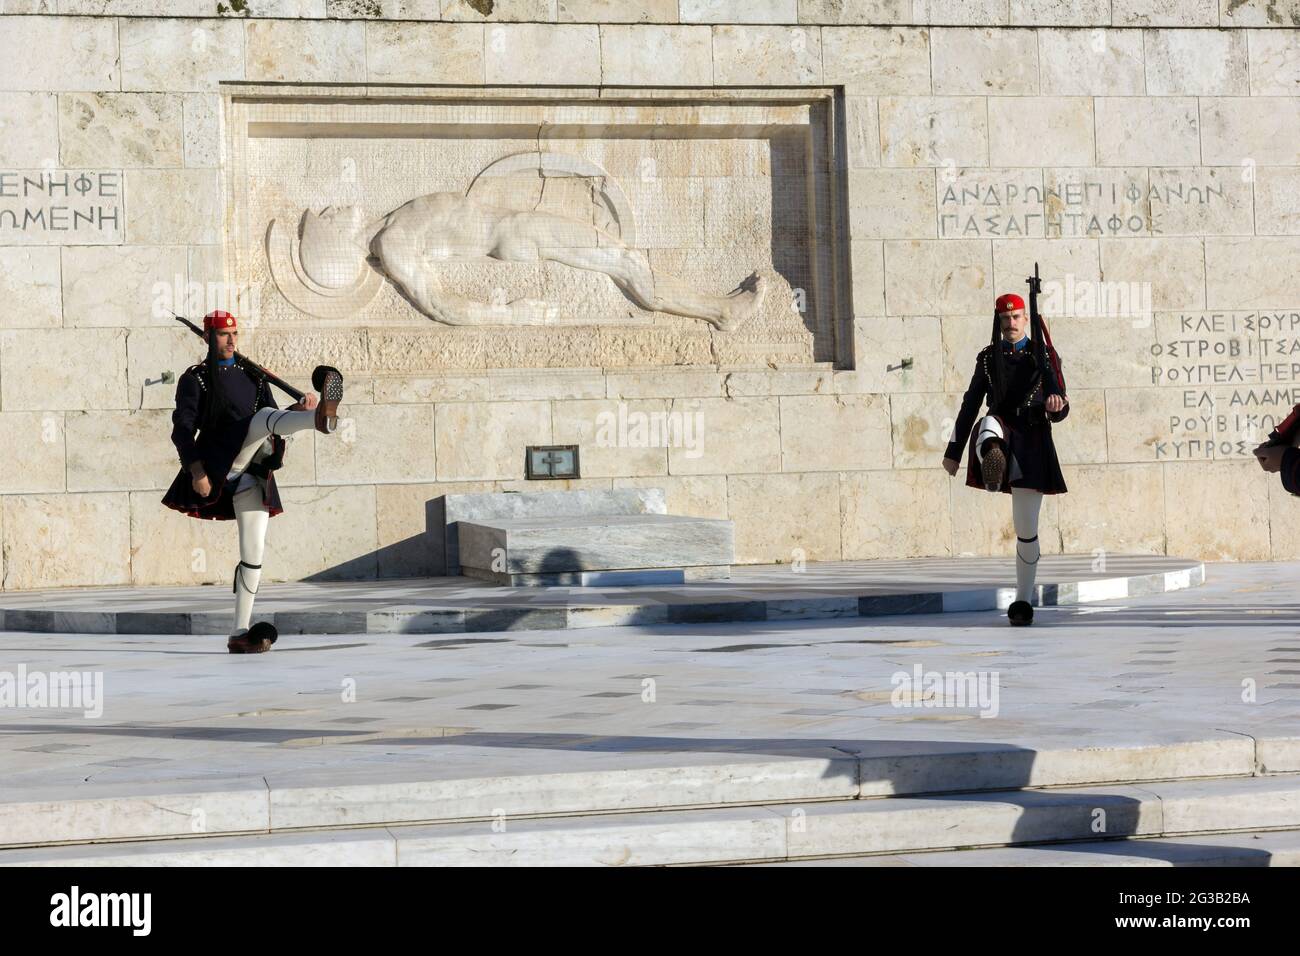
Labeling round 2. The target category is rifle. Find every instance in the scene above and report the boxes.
[172,313,305,403]
[1024,263,1065,400]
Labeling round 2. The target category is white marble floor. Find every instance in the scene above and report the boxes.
[0,554,1202,635]
[0,561,1295,805]
[0,555,1198,612]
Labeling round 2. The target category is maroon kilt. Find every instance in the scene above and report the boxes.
[163,360,288,520]
[162,455,285,520]
[962,410,1068,496]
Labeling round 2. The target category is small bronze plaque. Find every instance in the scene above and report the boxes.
[525,445,580,480]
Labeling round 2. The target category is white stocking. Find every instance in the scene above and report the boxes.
[1011,487,1043,604]
[228,406,317,479]
[232,475,270,635]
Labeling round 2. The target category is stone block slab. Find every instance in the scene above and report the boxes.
[0,329,127,412]
[0,779,268,849]
[266,756,854,830]
[393,807,786,866]
[0,248,60,329]
[444,486,666,574]
[788,785,1162,857]
[458,513,735,578]
[0,17,119,92]
[120,19,245,93]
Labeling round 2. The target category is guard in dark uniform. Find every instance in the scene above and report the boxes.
[1254,403,1300,491]
[163,310,344,653]
[942,292,1070,626]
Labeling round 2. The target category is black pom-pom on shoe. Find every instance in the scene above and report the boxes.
[227,621,278,654]
[311,365,343,396]
[1007,600,1034,626]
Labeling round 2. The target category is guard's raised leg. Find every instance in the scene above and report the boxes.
[976,415,1008,492]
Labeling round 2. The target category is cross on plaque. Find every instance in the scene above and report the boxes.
[526,445,580,480]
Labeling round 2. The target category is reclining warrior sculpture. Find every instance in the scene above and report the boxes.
[285,194,767,331]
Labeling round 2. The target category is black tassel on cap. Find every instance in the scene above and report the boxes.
[988,301,1010,409]
[200,330,237,429]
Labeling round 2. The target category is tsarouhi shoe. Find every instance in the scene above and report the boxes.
[227,621,278,654]
[1007,600,1034,626]
[981,439,1007,492]
[311,365,343,434]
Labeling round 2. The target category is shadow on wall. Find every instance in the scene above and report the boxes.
[772,100,853,367]
[770,128,818,341]
[296,494,589,583]
[300,495,451,583]
[301,495,704,584]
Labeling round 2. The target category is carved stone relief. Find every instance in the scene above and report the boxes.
[225,90,846,370]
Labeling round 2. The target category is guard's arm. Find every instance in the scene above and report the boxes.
[170,371,204,473]
[1046,346,1069,423]
[1281,448,1300,496]
[944,358,987,463]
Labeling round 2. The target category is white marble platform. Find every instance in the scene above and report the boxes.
[0,561,1297,864]
[0,555,1204,636]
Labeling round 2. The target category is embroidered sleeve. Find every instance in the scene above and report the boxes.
[1046,347,1069,423]
[945,352,988,462]
[256,369,279,412]
[1282,448,1300,497]
[170,369,204,469]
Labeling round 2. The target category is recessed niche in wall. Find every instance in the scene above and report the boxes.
[221,85,852,372]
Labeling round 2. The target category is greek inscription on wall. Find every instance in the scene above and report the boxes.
[939,170,1227,238]
[0,171,123,245]
[1152,311,1300,460]
[938,169,1045,238]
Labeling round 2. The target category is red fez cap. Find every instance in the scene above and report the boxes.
[995,293,1025,314]
[203,310,238,331]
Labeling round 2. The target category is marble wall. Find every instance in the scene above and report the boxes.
[2,3,1299,588]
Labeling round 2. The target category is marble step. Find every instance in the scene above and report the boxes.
[457,513,735,583]
[5,736,1290,850]
[3,774,1299,867]
[748,828,1300,867]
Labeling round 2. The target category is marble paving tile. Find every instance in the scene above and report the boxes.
[1,561,1296,846]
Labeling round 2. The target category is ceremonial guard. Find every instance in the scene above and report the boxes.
[163,310,344,653]
[1253,404,1300,492]
[942,273,1070,626]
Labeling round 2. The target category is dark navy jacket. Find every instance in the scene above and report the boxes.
[162,358,285,520]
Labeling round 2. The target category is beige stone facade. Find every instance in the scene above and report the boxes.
[1,4,1298,588]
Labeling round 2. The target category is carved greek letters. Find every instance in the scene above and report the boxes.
[0,170,123,244]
